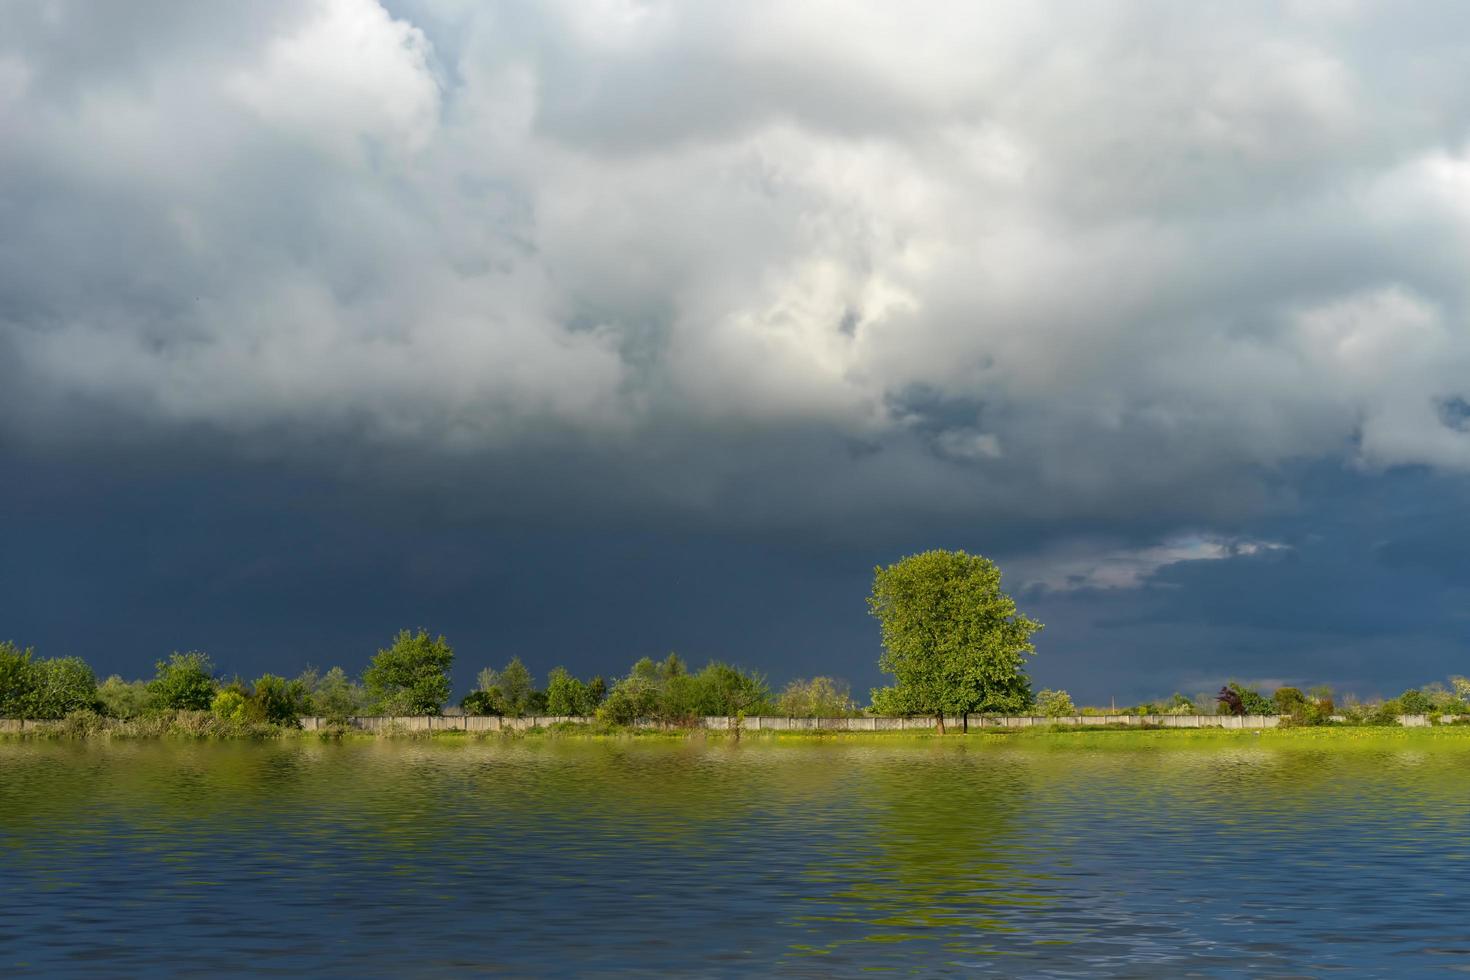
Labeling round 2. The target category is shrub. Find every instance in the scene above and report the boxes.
[1161,693,1196,715]
[1270,686,1331,725]
[495,658,535,717]
[869,684,909,717]
[692,662,772,717]
[466,657,535,718]
[292,666,327,717]
[29,657,99,719]
[97,676,152,719]
[0,641,37,717]
[172,710,219,737]
[116,713,174,738]
[659,666,702,725]
[1272,687,1308,714]
[596,656,678,725]
[775,677,854,717]
[591,654,764,726]
[1421,682,1457,713]
[149,652,217,711]
[251,673,309,726]
[1370,698,1404,726]
[594,686,638,725]
[460,689,501,716]
[0,645,102,719]
[1035,689,1077,717]
[308,667,367,723]
[58,709,109,738]
[1398,688,1433,715]
[597,664,661,725]
[1228,683,1273,715]
[1186,693,1213,716]
[1337,695,1371,725]
[545,667,594,716]
[211,689,249,723]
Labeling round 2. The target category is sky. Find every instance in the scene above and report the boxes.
[4,0,1470,702]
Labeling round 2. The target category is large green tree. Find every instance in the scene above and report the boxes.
[364,629,454,715]
[868,549,1041,732]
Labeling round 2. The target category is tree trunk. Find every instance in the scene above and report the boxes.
[962,713,969,734]
[936,712,946,735]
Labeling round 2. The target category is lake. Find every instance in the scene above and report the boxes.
[3,733,1470,975]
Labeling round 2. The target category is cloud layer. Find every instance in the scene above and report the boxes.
[7,0,1470,531]
[7,2,1470,695]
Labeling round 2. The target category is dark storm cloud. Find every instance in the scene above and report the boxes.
[6,1,1470,696]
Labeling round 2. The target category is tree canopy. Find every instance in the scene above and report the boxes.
[0,643,101,719]
[868,549,1041,730]
[775,677,858,717]
[148,652,216,711]
[363,629,454,715]
[1036,688,1076,717]
[597,654,771,725]
[545,666,597,716]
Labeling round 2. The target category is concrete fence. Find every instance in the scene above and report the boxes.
[701,713,1291,730]
[300,715,586,733]
[296,712,1450,732]
[0,713,1448,733]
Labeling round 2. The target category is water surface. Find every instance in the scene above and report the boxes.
[3,733,1470,975]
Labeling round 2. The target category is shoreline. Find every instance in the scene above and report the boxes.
[5,714,1470,744]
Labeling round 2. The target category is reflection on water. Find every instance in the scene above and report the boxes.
[3,736,1470,975]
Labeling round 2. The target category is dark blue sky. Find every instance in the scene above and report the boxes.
[4,2,1470,702]
[6,437,1468,702]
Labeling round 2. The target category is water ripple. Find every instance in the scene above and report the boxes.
[3,737,1470,975]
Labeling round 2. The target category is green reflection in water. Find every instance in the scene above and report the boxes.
[5,732,1470,974]
[780,744,1048,965]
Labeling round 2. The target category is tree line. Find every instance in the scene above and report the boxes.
[0,631,858,726]
[4,548,1455,730]
[1034,679,1470,726]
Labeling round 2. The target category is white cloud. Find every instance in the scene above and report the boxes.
[6,0,1470,528]
[1020,537,1290,592]
[227,0,441,161]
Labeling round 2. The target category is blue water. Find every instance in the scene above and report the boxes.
[3,735,1470,976]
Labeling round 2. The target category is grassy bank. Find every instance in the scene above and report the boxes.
[8,712,1470,745]
[691,725,1470,749]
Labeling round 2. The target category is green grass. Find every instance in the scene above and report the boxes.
[482,722,1470,748]
[9,714,1470,746]
[453,722,1470,748]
